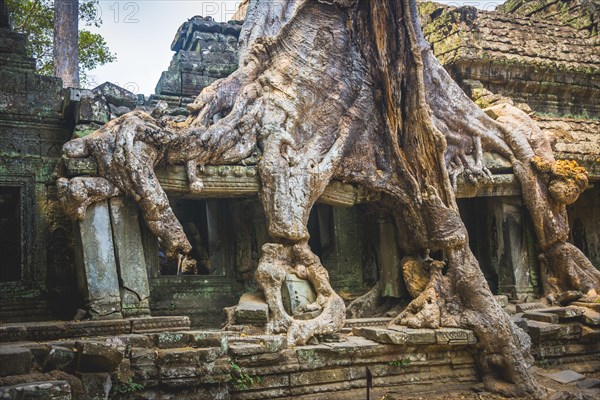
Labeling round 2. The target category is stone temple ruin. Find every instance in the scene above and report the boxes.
[0,1,599,399]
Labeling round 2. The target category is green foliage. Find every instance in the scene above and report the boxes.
[535,355,550,369]
[5,0,116,85]
[110,378,144,399]
[229,361,264,390]
[388,358,411,368]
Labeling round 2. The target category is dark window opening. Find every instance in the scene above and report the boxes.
[0,186,22,282]
[307,204,334,260]
[159,198,233,276]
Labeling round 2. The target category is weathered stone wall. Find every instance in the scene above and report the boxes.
[0,24,78,320]
[498,0,598,36]
[419,2,599,117]
[0,313,598,399]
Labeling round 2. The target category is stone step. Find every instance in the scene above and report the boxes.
[352,326,477,346]
[0,346,32,377]
[0,316,190,343]
[538,306,585,320]
[0,380,71,400]
[516,302,546,313]
[523,311,559,324]
[571,301,600,313]
[581,309,600,327]
[525,320,581,342]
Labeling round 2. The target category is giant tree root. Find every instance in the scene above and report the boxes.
[56,1,597,396]
[256,242,345,346]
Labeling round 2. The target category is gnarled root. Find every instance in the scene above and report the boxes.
[57,177,121,220]
[540,242,600,297]
[346,281,383,319]
[256,242,345,346]
[390,259,445,328]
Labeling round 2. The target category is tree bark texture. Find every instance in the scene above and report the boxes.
[54,0,79,88]
[57,0,599,396]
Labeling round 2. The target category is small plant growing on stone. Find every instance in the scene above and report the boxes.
[110,378,145,399]
[388,358,411,368]
[229,361,263,390]
[535,355,550,369]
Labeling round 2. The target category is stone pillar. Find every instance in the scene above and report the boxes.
[331,207,364,294]
[488,197,539,300]
[378,218,403,298]
[74,201,122,319]
[109,198,151,317]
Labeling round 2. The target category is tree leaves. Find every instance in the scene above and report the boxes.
[6,0,115,85]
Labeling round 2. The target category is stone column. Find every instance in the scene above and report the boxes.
[488,197,539,300]
[109,198,151,317]
[74,201,122,319]
[331,207,364,294]
[378,218,403,298]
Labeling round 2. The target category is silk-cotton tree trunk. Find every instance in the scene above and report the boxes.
[57,0,600,396]
[54,0,79,88]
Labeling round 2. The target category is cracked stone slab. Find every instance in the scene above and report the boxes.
[538,307,585,319]
[234,292,269,324]
[539,370,585,384]
[516,302,546,313]
[524,311,559,324]
[352,327,436,345]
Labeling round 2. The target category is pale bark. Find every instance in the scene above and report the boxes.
[54,0,79,88]
[57,0,599,396]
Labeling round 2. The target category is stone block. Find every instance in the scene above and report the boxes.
[233,351,282,367]
[130,316,191,333]
[158,347,223,383]
[570,301,600,313]
[0,381,72,400]
[130,348,159,385]
[77,94,110,124]
[76,341,124,372]
[93,82,137,109]
[580,326,600,341]
[525,320,563,342]
[79,372,111,400]
[581,309,600,327]
[516,302,545,313]
[75,201,122,319]
[556,290,583,305]
[44,346,76,372]
[540,306,585,320]
[435,328,477,345]
[524,311,559,324]
[154,332,192,349]
[295,345,354,370]
[0,346,31,376]
[64,319,131,338]
[540,370,585,384]
[290,366,365,387]
[235,292,269,325]
[353,327,436,345]
[0,325,27,342]
[191,331,229,352]
[109,198,151,317]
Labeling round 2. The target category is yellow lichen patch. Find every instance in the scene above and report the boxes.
[531,155,553,174]
[532,156,589,205]
[551,159,588,187]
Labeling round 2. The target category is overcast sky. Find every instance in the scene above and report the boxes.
[86,0,507,97]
